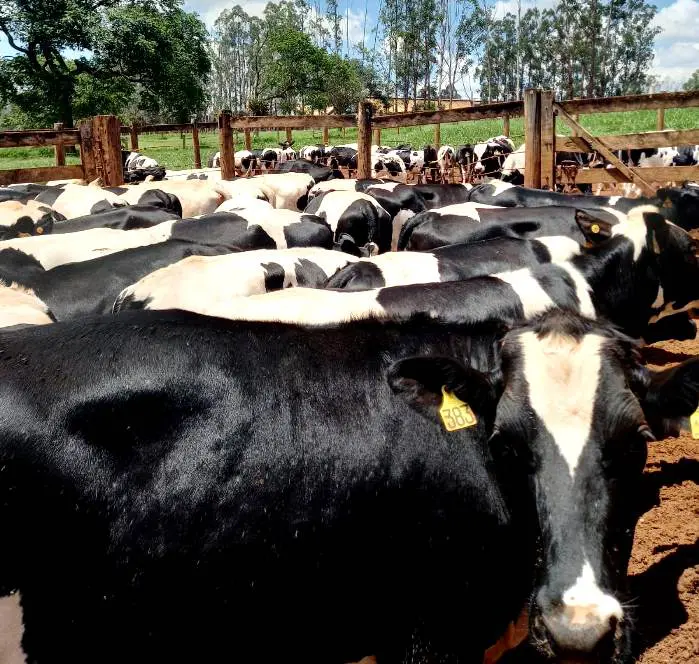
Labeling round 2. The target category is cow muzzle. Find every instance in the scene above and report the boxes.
[534,586,623,656]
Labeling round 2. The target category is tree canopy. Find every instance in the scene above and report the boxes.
[0,0,210,127]
[684,69,699,92]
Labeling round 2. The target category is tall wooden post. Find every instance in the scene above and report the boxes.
[524,89,542,189]
[285,127,293,144]
[322,126,329,146]
[502,113,510,138]
[129,124,139,151]
[656,107,665,131]
[79,120,97,182]
[357,101,373,179]
[244,128,252,151]
[192,120,202,169]
[218,110,235,180]
[53,122,66,167]
[434,123,441,148]
[92,115,123,186]
[373,127,381,146]
[540,90,556,190]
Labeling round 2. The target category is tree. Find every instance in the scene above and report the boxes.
[683,69,699,91]
[0,0,210,127]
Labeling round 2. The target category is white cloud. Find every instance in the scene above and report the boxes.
[184,0,268,29]
[651,0,699,85]
[493,0,555,19]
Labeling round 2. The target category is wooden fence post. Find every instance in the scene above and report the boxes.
[91,115,123,186]
[244,128,252,151]
[503,113,510,138]
[656,107,665,131]
[79,120,97,182]
[129,124,139,151]
[373,127,381,146]
[53,122,66,166]
[540,90,556,189]
[322,126,329,146]
[357,101,373,179]
[218,111,235,180]
[571,114,579,138]
[524,89,542,189]
[434,122,441,148]
[286,127,293,144]
[192,120,201,169]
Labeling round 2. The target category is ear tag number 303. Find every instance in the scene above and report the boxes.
[439,386,477,432]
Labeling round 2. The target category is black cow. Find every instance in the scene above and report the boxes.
[51,205,181,234]
[273,159,342,181]
[656,184,699,231]
[409,183,473,209]
[328,146,358,169]
[4,308,695,662]
[170,212,334,251]
[0,310,534,663]
[397,206,620,251]
[304,191,393,256]
[325,236,578,291]
[25,240,233,320]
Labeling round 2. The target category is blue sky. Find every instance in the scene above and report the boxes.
[1,0,697,90]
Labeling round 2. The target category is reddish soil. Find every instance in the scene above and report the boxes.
[633,339,699,663]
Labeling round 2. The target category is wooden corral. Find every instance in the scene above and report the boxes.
[1,89,698,189]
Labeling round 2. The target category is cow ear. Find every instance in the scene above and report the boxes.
[575,210,614,241]
[641,357,699,438]
[387,356,495,426]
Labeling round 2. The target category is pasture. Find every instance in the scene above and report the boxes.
[2,107,699,171]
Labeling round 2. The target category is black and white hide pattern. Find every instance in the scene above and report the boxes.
[436,145,456,183]
[0,282,54,328]
[304,190,393,256]
[28,241,235,320]
[114,247,358,313]
[114,181,221,217]
[0,199,65,239]
[325,235,580,290]
[34,184,125,219]
[273,160,341,182]
[50,205,182,234]
[397,205,621,251]
[207,151,221,168]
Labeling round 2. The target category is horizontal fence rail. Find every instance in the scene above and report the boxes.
[0,129,80,149]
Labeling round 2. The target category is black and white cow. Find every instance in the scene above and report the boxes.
[114,248,358,313]
[114,181,221,217]
[51,205,181,234]
[299,145,326,163]
[303,190,393,256]
[0,199,64,239]
[122,151,159,171]
[397,205,620,251]
[170,211,334,251]
[273,160,341,182]
[34,184,125,219]
[456,136,515,182]
[409,183,473,209]
[325,235,580,290]
[656,183,699,231]
[328,146,358,170]
[0,282,54,328]
[252,148,280,172]
[436,145,456,183]
[27,241,234,320]
[0,248,46,285]
[671,144,699,166]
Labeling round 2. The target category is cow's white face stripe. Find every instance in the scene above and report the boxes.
[495,270,556,319]
[519,331,603,477]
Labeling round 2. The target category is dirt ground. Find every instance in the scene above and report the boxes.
[633,337,699,663]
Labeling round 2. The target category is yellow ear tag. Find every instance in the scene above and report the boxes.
[439,386,477,432]
[690,407,699,439]
[590,223,600,234]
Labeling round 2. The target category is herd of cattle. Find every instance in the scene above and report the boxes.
[1,165,699,664]
[198,136,699,186]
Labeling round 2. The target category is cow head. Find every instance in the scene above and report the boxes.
[656,184,699,232]
[389,308,699,661]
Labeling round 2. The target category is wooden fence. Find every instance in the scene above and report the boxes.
[1,89,698,190]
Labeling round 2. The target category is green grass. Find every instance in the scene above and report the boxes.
[2,108,698,172]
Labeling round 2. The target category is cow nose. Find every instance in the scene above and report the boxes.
[474,162,485,173]
[537,586,622,653]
